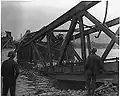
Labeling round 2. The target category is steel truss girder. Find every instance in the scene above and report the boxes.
[79,16,86,61]
[31,43,36,61]
[86,34,91,55]
[106,17,119,27]
[47,34,52,66]
[69,45,82,62]
[31,42,46,67]
[101,27,119,60]
[58,17,77,65]
[18,1,100,50]
[51,40,63,49]
[84,11,119,45]
[54,17,119,33]
[71,17,120,40]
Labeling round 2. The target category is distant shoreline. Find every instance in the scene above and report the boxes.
[75,47,119,49]
[74,47,119,49]
[73,42,119,49]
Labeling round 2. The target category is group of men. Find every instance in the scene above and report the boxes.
[1,47,105,96]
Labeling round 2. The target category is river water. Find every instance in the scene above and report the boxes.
[75,48,119,58]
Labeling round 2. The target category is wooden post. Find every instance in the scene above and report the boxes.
[79,16,86,61]
[84,11,119,45]
[86,34,91,55]
[47,33,53,66]
[101,27,119,60]
[58,17,77,65]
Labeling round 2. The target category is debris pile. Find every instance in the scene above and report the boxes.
[39,88,87,96]
[16,68,119,96]
[94,81,118,96]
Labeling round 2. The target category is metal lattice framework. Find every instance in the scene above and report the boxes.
[16,1,119,79]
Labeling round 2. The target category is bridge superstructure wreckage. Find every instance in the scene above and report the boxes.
[15,1,119,82]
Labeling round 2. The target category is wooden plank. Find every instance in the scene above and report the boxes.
[101,27,119,60]
[84,11,119,45]
[72,17,120,40]
[86,34,91,55]
[20,1,99,48]
[58,17,77,65]
[79,16,86,60]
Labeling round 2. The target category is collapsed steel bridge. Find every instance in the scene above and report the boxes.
[15,1,119,83]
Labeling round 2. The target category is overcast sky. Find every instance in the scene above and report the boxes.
[1,0,120,42]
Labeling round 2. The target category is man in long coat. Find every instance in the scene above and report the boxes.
[85,48,105,95]
[1,51,19,96]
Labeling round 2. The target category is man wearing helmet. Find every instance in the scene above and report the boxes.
[84,48,105,95]
[1,51,19,96]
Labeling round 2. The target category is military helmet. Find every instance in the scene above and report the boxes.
[7,51,16,58]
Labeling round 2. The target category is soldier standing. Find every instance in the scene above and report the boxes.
[1,51,19,96]
[84,48,105,95]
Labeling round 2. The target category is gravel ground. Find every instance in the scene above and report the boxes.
[15,68,119,96]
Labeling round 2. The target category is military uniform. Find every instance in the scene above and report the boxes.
[1,51,19,96]
[84,48,105,95]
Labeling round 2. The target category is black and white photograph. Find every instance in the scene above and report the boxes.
[1,0,119,96]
